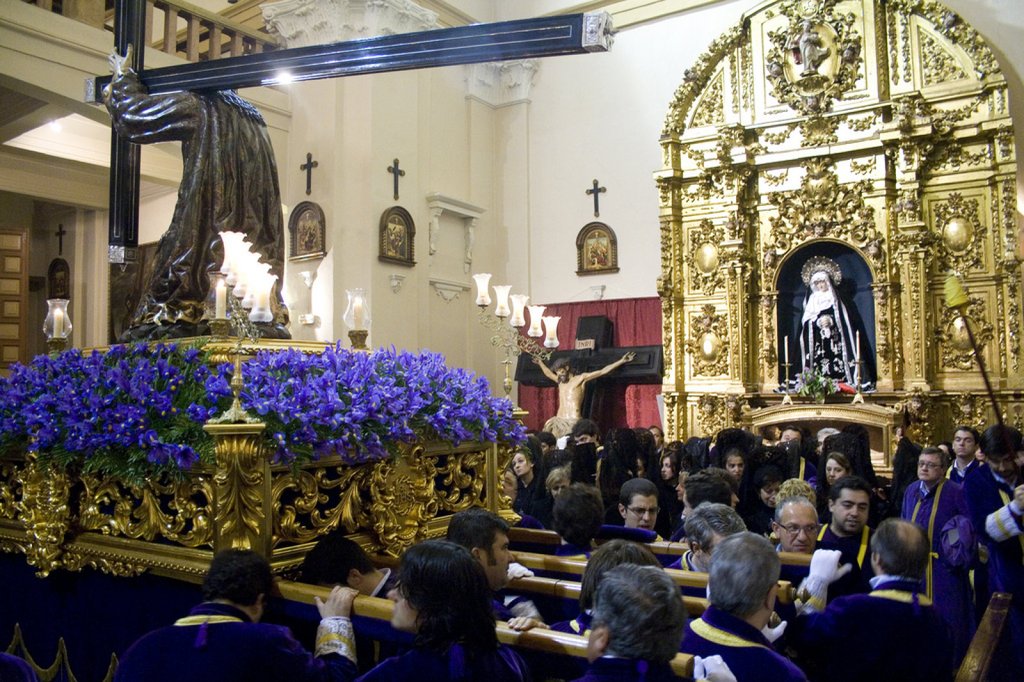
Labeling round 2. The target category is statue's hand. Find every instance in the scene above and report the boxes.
[109,44,133,79]
[104,44,133,103]
[622,351,636,363]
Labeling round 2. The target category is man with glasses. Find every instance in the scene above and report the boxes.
[948,426,982,484]
[900,446,975,666]
[773,497,819,556]
[617,478,661,535]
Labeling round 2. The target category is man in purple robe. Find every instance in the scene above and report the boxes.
[962,424,1024,680]
[901,446,975,665]
[681,533,808,681]
[115,550,351,681]
[791,519,953,682]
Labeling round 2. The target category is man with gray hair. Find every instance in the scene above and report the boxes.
[577,564,734,682]
[681,533,809,681]
[670,503,746,572]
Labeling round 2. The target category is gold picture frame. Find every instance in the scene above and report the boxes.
[288,201,326,262]
[576,221,619,275]
[378,206,416,266]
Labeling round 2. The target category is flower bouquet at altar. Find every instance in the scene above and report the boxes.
[794,368,838,403]
[0,341,525,485]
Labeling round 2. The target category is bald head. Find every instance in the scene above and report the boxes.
[870,518,929,580]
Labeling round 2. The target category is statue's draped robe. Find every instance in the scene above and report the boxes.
[799,279,856,384]
[106,70,289,339]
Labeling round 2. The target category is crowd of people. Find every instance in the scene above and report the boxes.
[108,417,1024,681]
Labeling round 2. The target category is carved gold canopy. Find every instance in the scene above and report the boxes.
[656,0,1022,463]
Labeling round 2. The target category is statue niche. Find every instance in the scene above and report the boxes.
[777,243,875,389]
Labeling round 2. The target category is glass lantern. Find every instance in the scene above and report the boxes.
[44,298,72,340]
[343,289,371,330]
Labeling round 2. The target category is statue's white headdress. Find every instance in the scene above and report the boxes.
[801,256,842,287]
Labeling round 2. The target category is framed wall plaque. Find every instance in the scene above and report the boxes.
[576,221,619,275]
[288,201,326,262]
[378,205,416,266]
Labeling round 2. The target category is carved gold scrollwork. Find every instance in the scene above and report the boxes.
[951,392,986,432]
[663,392,680,441]
[15,453,70,577]
[686,305,730,377]
[696,394,726,439]
[936,298,993,371]
[900,388,935,445]
[687,220,726,295]
[368,445,438,557]
[434,450,486,512]
[768,157,876,249]
[691,70,726,128]
[764,0,863,116]
[78,474,214,548]
[799,116,838,147]
[206,423,269,553]
[918,28,967,86]
[932,192,985,274]
[0,460,18,521]
[273,464,373,545]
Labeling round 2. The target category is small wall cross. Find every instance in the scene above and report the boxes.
[387,158,406,200]
[55,223,67,255]
[300,153,318,195]
[586,179,606,217]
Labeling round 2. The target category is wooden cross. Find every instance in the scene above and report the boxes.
[387,159,405,200]
[586,179,606,217]
[94,1,611,261]
[300,153,318,196]
[55,224,67,255]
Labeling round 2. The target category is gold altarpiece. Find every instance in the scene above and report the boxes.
[657,0,1022,465]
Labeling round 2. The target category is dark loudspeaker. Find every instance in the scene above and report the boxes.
[575,316,613,351]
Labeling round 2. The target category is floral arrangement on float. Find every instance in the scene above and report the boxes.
[794,368,838,404]
[0,341,524,485]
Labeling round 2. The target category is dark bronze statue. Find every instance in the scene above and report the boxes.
[104,46,290,340]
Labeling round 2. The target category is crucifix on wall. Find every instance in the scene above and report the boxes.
[300,153,318,195]
[586,179,606,217]
[387,159,405,200]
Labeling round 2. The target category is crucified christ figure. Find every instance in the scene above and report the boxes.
[534,352,636,422]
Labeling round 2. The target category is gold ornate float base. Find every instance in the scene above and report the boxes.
[0,437,516,581]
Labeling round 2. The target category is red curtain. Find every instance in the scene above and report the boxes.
[517,297,663,433]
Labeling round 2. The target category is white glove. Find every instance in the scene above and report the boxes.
[761,619,788,643]
[798,549,852,614]
[507,562,534,579]
[693,655,737,682]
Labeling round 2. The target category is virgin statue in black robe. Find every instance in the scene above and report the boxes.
[799,256,856,384]
[104,47,289,340]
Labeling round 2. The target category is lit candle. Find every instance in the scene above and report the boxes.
[855,330,860,362]
[472,273,492,306]
[527,305,546,337]
[215,279,227,319]
[509,294,529,327]
[493,285,512,317]
[542,315,561,349]
[53,308,65,338]
[353,298,365,329]
[784,335,789,365]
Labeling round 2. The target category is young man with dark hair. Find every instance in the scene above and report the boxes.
[816,475,874,598]
[948,425,982,484]
[670,469,735,541]
[617,477,660,533]
[299,531,396,598]
[115,549,351,681]
[446,507,546,631]
[963,423,1024,677]
[552,483,604,557]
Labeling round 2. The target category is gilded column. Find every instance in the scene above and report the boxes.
[204,422,271,557]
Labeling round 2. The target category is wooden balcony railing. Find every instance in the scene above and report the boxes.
[23,0,279,62]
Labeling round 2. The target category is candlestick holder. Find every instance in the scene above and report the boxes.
[780,361,794,405]
[47,337,68,354]
[476,305,552,403]
[851,359,865,404]
[348,329,369,351]
[208,294,262,424]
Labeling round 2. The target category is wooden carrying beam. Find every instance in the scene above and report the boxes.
[87,13,611,101]
[276,581,695,677]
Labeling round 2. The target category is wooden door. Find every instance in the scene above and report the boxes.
[0,230,28,375]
